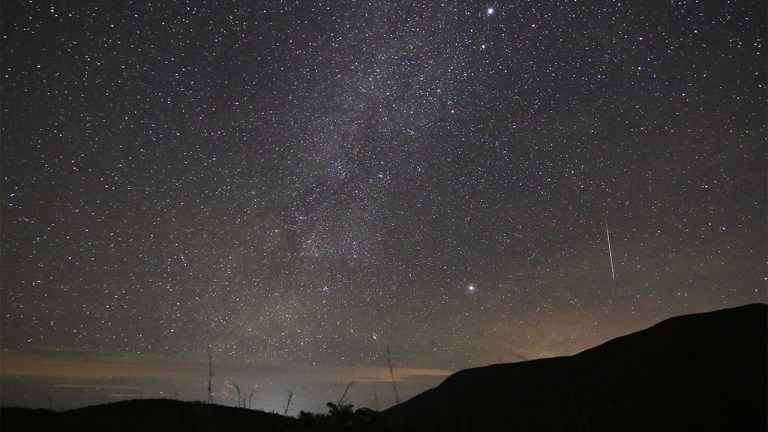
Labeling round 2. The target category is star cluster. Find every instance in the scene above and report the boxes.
[1,0,765,412]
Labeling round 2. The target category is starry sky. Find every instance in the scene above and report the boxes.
[1,0,766,414]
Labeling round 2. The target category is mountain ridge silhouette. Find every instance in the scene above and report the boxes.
[383,303,767,431]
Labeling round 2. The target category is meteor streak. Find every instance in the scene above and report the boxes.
[605,218,616,281]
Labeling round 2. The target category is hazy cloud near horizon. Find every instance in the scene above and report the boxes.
[0,347,452,412]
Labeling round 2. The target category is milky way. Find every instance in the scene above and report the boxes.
[1,0,765,413]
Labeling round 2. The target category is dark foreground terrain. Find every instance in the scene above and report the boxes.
[3,303,766,432]
[384,303,767,431]
[1,399,307,432]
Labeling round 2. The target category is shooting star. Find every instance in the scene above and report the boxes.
[605,218,616,281]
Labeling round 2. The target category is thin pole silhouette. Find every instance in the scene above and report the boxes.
[386,346,400,404]
[207,351,214,404]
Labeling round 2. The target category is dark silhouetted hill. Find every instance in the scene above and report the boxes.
[384,303,767,431]
[1,399,304,432]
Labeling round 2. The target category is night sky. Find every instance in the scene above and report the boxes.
[1,0,766,414]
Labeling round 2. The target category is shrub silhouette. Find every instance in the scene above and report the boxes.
[296,403,381,431]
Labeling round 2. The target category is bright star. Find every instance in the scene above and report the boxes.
[487,7,494,16]
[468,285,476,292]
